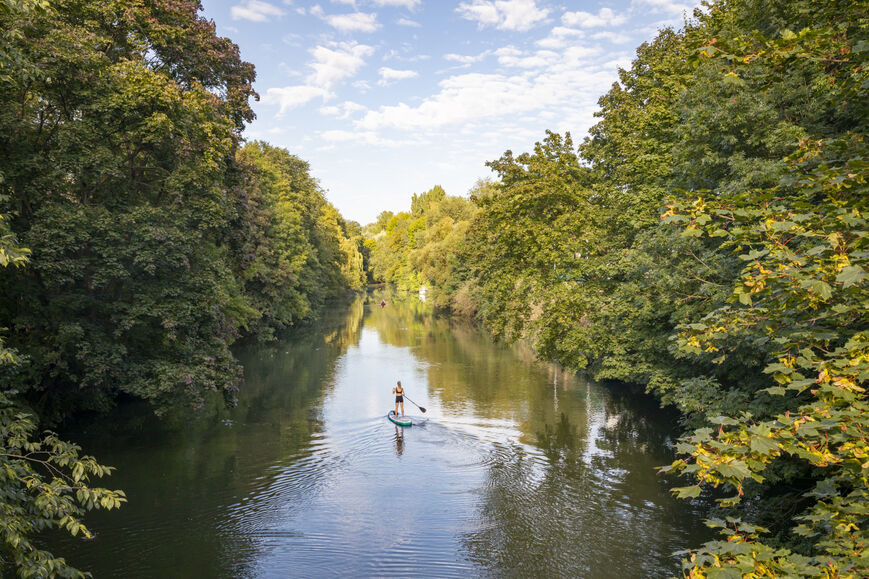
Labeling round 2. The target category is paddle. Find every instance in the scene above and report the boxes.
[403,394,426,413]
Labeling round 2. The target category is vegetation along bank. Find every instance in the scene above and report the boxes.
[1,0,866,576]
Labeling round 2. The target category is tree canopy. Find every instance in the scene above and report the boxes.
[0,1,363,574]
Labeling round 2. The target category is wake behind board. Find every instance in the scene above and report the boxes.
[387,410,412,427]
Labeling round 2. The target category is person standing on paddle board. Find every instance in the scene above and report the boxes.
[393,380,405,417]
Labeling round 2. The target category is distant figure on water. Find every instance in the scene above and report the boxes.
[380,300,386,308]
[393,380,405,417]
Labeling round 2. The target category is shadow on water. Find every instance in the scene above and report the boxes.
[394,424,405,457]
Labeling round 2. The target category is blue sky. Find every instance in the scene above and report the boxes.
[201,0,699,224]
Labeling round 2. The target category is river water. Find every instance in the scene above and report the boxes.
[55,292,708,577]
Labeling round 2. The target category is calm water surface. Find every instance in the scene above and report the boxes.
[56,292,708,577]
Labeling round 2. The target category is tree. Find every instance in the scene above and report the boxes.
[0,31,123,567]
[236,141,364,339]
[0,392,126,578]
[659,0,868,574]
[410,185,446,217]
[0,0,257,418]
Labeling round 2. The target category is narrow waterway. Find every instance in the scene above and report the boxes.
[55,292,708,577]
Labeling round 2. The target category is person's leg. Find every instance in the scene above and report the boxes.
[400,400,405,417]
[394,400,399,415]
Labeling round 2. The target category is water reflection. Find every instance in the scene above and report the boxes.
[50,291,707,578]
[366,290,708,577]
[51,297,366,578]
[462,384,698,578]
[394,424,405,457]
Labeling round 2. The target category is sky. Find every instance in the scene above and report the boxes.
[200,0,700,225]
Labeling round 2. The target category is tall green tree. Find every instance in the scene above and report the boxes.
[659,0,868,574]
[0,0,257,418]
[0,5,125,569]
[409,192,477,308]
[235,141,364,340]
[365,185,477,302]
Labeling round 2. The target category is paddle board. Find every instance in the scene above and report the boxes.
[387,410,412,426]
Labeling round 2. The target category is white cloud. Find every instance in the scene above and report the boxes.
[397,17,421,27]
[324,11,380,32]
[371,0,421,7]
[377,67,418,85]
[444,51,491,64]
[383,48,429,62]
[458,1,499,27]
[320,129,409,147]
[591,31,632,44]
[536,26,585,49]
[263,41,373,113]
[494,46,521,57]
[231,0,286,22]
[354,73,533,131]
[457,0,549,32]
[353,79,372,92]
[495,46,558,68]
[562,8,627,28]
[319,101,367,118]
[262,85,331,114]
[308,42,375,89]
[356,45,611,133]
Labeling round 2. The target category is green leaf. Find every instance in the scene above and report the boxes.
[717,461,752,479]
[673,485,702,498]
[836,265,865,288]
[749,436,779,455]
[739,249,769,261]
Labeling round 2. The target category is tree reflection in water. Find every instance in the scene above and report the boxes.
[366,290,710,576]
[461,388,709,578]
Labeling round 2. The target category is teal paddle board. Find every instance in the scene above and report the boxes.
[387,410,412,426]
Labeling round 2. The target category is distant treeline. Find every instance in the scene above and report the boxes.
[363,0,866,575]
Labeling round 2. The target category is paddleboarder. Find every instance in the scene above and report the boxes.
[392,380,405,417]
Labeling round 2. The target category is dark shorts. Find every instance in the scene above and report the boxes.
[395,396,403,403]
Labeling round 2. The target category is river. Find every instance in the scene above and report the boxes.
[54,291,708,577]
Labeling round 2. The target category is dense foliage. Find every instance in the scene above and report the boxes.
[0,0,362,421]
[366,0,867,574]
[0,391,125,579]
[365,184,477,309]
[236,141,365,340]
[0,1,362,574]
[1,7,125,569]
